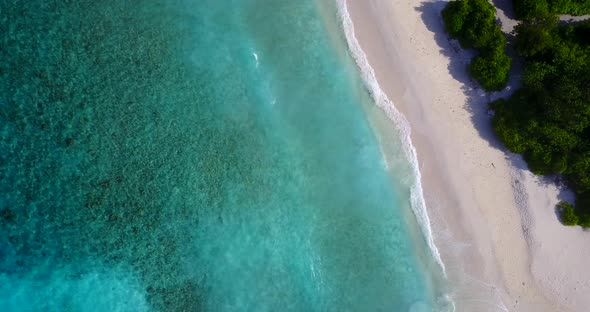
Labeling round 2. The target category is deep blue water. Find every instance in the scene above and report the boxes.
[0,0,442,311]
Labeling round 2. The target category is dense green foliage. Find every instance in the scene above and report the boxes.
[442,0,511,91]
[491,19,590,228]
[513,0,590,19]
[442,0,590,227]
[513,13,559,57]
[513,0,551,19]
[559,201,579,225]
[468,47,512,90]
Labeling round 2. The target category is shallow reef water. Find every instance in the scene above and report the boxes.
[1,0,441,311]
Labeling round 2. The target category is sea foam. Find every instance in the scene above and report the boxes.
[336,0,446,275]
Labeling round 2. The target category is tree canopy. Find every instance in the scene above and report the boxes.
[514,0,590,19]
[442,0,511,91]
[442,0,590,227]
[491,18,590,227]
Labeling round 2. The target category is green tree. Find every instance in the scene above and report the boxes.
[514,0,590,20]
[442,0,471,39]
[468,48,511,91]
[513,0,550,19]
[442,0,512,91]
[558,201,579,226]
[491,19,590,227]
[442,0,500,49]
[522,62,555,90]
[513,13,558,57]
[547,0,590,16]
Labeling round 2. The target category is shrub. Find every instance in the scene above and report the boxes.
[442,0,499,49]
[514,0,590,19]
[468,49,511,91]
[522,62,555,89]
[558,201,579,226]
[547,0,590,16]
[491,19,590,227]
[442,0,511,91]
[492,118,528,153]
[513,0,550,20]
[513,13,558,57]
[442,0,470,39]
[579,216,590,228]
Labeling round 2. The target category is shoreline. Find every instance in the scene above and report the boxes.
[344,0,590,311]
[337,0,445,274]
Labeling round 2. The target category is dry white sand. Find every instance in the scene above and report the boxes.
[344,0,590,311]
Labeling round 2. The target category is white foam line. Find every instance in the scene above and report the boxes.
[252,50,260,68]
[336,0,446,275]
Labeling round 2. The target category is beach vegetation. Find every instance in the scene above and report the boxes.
[442,0,511,91]
[513,0,590,19]
[513,0,550,19]
[513,12,558,57]
[468,46,511,91]
[443,0,590,227]
[491,18,590,227]
[442,0,498,49]
[559,201,579,226]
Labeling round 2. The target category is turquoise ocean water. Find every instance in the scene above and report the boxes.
[0,0,447,311]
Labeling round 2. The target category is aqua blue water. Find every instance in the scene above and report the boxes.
[0,0,443,311]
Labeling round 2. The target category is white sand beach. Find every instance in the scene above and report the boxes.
[345,0,590,311]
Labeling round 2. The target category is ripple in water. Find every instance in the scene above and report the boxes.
[0,0,445,310]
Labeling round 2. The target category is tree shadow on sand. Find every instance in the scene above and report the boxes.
[414,1,523,165]
[414,1,572,205]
